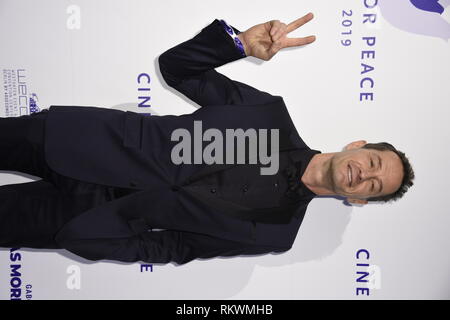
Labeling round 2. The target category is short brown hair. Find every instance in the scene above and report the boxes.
[361,142,415,203]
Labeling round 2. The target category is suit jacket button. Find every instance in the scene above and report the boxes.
[210,188,216,194]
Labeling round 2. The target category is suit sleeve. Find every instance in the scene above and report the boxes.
[118,230,287,265]
[158,19,277,108]
[68,230,286,265]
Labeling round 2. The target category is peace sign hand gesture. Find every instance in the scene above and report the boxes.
[237,13,316,61]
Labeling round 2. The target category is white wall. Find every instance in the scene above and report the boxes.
[0,0,449,299]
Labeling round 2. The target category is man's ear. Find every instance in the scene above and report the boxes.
[343,140,367,151]
[347,198,368,205]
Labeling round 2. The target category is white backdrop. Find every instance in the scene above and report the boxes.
[1,0,449,299]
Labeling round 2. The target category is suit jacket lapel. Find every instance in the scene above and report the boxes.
[185,127,297,184]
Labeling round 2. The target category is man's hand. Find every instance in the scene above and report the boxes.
[237,12,316,61]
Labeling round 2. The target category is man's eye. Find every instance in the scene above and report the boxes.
[370,159,373,168]
[371,181,374,192]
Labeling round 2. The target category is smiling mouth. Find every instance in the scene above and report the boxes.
[347,164,352,187]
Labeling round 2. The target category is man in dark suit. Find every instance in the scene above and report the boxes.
[0,13,414,265]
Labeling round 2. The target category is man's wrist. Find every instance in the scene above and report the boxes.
[237,33,249,57]
[219,19,247,57]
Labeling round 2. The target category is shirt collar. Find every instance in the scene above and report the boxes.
[287,148,322,199]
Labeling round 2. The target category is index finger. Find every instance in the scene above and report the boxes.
[286,12,314,33]
[283,35,316,49]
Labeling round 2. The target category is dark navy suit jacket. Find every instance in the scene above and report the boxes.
[50,19,317,265]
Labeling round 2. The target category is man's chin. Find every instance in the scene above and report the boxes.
[330,173,347,195]
[336,184,351,198]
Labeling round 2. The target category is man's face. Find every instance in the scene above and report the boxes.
[328,141,404,203]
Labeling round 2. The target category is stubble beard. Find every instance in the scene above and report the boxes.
[328,156,340,195]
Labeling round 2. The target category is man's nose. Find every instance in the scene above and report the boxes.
[359,167,376,182]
